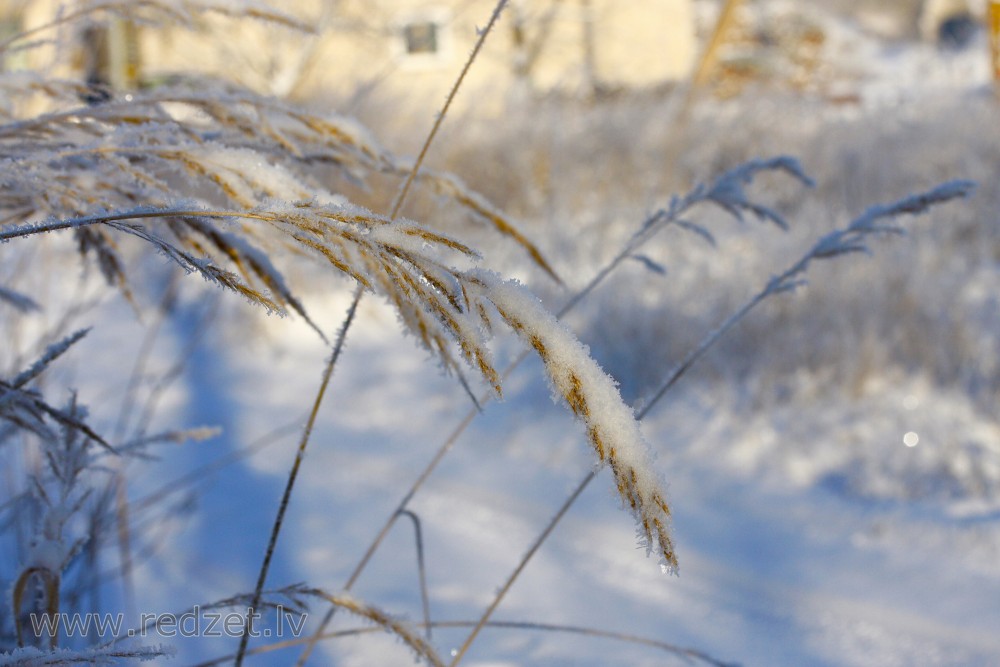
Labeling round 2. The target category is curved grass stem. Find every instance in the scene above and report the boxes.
[448,470,594,665]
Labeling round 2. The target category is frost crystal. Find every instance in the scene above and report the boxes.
[474,272,676,570]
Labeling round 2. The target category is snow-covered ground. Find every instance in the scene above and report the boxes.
[75,278,999,666]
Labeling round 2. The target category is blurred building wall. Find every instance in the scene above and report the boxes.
[2,0,699,111]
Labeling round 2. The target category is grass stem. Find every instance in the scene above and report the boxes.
[233,288,361,666]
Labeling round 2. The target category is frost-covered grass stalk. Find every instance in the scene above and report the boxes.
[2,330,214,663]
[1,0,670,661]
[0,0,978,665]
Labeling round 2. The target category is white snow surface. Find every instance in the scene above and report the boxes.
[50,279,997,667]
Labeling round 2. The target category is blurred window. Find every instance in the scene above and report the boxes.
[395,9,450,66]
[404,21,439,55]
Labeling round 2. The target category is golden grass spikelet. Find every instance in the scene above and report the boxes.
[4,196,679,569]
[202,264,282,313]
[472,273,678,571]
[0,83,564,348]
[12,567,60,649]
[304,590,445,667]
[2,188,507,383]
[74,227,134,303]
[0,77,556,306]
[389,163,562,283]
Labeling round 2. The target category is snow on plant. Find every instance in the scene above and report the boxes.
[635,179,977,416]
[474,272,677,568]
[0,0,676,656]
[2,330,214,656]
[0,331,109,452]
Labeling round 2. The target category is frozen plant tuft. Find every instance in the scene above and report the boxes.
[472,272,677,569]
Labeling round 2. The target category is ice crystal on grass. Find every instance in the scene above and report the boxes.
[11,330,90,389]
[1,332,109,451]
[472,272,677,570]
[701,156,815,229]
[0,319,226,656]
[767,180,976,295]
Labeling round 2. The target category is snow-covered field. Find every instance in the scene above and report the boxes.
[3,4,1000,667]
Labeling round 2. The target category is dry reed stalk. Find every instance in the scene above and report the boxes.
[303,590,446,667]
[232,291,360,666]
